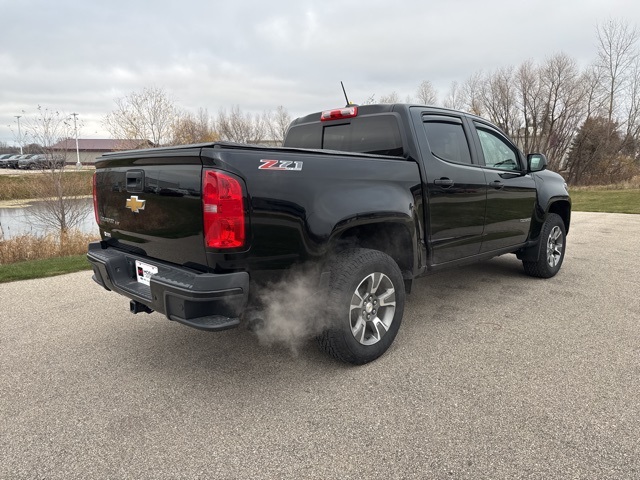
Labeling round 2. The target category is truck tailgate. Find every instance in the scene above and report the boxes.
[94,147,207,266]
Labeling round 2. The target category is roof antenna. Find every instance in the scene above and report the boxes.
[341,81,353,107]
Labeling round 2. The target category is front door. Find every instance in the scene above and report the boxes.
[471,121,537,253]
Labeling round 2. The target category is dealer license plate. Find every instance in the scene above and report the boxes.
[135,260,158,286]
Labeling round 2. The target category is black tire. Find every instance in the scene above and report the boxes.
[523,213,566,278]
[317,248,405,365]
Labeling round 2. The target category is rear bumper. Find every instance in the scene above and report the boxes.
[87,241,249,331]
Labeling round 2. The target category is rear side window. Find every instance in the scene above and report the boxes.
[285,114,404,156]
[423,121,472,164]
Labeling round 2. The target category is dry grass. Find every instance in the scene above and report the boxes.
[0,230,99,265]
[569,175,640,190]
[0,170,93,201]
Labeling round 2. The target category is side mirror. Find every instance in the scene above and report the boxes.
[527,153,548,172]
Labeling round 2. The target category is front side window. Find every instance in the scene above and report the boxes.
[476,128,520,171]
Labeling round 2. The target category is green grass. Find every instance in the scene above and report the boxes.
[570,188,640,214]
[0,255,92,283]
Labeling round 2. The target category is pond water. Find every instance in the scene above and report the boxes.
[0,198,98,240]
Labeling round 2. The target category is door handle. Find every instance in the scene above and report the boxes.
[434,178,454,188]
[490,180,504,189]
[126,170,145,193]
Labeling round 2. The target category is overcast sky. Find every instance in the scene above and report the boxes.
[1,0,638,145]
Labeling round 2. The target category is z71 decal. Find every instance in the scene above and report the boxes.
[259,159,303,171]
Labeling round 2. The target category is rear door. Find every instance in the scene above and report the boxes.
[413,110,487,264]
[468,120,537,252]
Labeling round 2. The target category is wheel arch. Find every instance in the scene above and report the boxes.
[548,199,571,235]
[327,220,416,279]
[518,204,569,262]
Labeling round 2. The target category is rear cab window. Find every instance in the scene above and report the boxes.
[284,114,404,156]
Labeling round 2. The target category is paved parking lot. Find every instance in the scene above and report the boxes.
[1,211,639,479]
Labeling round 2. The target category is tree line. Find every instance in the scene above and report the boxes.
[102,20,639,185]
[102,87,292,148]
[373,19,640,185]
[11,19,639,186]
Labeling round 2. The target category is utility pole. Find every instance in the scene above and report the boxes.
[14,115,23,154]
[71,113,81,168]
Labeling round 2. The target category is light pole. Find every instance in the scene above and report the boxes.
[71,113,81,168]
[14,115,23,154]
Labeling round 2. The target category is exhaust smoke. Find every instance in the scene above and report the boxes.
[249,265,335,354]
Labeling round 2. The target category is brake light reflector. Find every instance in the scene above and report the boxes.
[202,170,245,248]
[320,106,358,121]
[92,172,99,225]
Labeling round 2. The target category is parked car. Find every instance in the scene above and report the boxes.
[0,154,27,169]
[17,154,65,170]
[0,154,14,167]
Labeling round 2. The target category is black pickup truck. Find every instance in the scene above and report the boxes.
[88,103,570,364]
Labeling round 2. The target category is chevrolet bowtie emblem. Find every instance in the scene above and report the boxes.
[126,196,146,213]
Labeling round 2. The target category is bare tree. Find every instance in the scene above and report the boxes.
[267,106,292,146]
[537,54,588,169]
[0,141,19,154]
[171,108,218,145]
[216,105,269,144]
[416,80,438,105]
[596,19,639,125]
[623,57,640,148]
[23,106,92,238]
[581,64,608,120]
[514,60,543,153]
[480,66,520,136]
[24,172,93,238]
[22,106,73,155]
[103,86,178,146]
[378,92,400,104]
[443,81,464,110]
[460,72,485,116]
[466,55,587,170]
[361,94,377,105]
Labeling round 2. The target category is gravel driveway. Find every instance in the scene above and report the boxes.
[1,211,639,479]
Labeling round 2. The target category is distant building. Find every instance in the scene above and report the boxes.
[51,139,153,165]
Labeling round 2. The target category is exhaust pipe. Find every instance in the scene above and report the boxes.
[130,300,153,314]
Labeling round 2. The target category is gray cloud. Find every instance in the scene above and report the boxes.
[1,0,637,144]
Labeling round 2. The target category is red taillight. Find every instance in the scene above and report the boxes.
[320,106,358,121]
[92,172,99,225]
[202,170,246,249]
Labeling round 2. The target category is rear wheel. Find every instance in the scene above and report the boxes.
[523,213,566,278]
[318,248,405,365]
